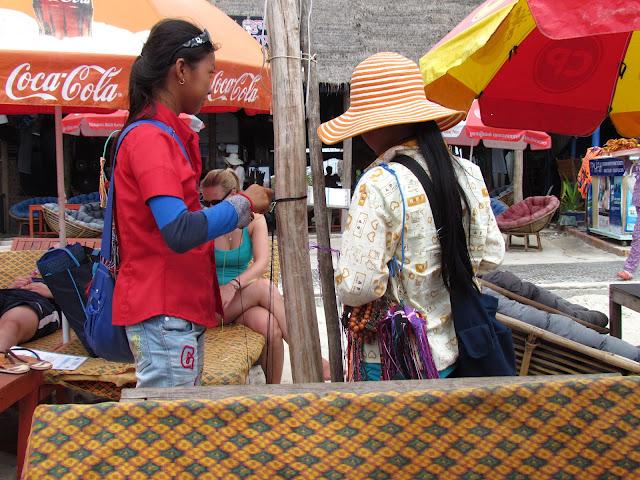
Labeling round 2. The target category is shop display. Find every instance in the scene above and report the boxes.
[587,144,640,241]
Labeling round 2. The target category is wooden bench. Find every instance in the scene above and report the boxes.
[23,375,640,479]
[8,237,279,282]
[0,250,265,400]
[609,283,640,339]
[11,237,102,251]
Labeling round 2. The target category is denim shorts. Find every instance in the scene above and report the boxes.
[126,316,205,388]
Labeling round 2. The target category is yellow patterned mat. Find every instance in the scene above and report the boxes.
[22,325,264,400]
[0,250,43,288]
[24,376,640,479]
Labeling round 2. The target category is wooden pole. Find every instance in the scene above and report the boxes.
[340,87,352,231]
[266,0,323,383]
[513,149,524,203]
[300,0,344,382]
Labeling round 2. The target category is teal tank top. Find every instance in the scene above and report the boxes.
[215,228,253,285]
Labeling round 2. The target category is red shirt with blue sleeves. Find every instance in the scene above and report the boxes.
[112,102,223,328]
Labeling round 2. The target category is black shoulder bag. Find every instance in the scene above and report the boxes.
[392,154,516,377]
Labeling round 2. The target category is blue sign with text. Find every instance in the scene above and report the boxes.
[590,158,625,176]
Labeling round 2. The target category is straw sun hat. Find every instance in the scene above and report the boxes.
[318,52,465,145]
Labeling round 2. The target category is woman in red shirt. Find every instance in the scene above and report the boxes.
[113,19,272,388]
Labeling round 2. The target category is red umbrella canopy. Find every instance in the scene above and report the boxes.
[420,0,640,137]
[62,110,205,136]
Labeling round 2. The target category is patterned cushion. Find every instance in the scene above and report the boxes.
[23,376,640,479]
[9,196,58,219]
[68,192,100,204]
[0,250,43,288]
[496,195,560,230]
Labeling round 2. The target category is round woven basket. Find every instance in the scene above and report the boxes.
[500,209,557,235]
[42,205,102,238]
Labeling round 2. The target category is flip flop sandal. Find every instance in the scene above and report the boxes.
[0,352,30,374]
[8,348,53,371]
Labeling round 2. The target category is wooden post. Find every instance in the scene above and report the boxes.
[513,149,524,203]
[301,0,344,382]
[207,113,217,172]
[341,87,352,231]
[267,0,323,383]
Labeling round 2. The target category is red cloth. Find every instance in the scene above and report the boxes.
[496,196,560,231]
[577,147,603,199]
[112,102,223,328]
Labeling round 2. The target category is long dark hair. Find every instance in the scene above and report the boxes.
[416,120,475,291]
[125,19,215,128]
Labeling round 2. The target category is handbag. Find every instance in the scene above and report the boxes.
[84,119,190,363]
[392,154,516,377]
[36,243,96,355]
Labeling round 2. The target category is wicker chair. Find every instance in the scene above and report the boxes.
[42,204,102,238]
[9,196,57,235]
[496,195,560,251]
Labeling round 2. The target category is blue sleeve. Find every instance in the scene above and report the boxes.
[148,196,239,253]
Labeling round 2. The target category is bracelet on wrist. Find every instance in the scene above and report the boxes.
[230,278,242,291]
[235,192,255,213]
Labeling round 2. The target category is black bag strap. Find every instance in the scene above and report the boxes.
[391,154,475,293]
[391,154,443,236]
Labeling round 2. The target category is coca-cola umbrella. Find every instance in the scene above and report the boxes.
[0,0,271,342]
[0,0,271,114]
[0,0,271,239]
[62,110,205,137]
[442,100,551,201]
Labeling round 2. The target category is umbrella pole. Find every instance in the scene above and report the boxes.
[513,149,524,203]
[54,106,70,343]
[469,145,474,163]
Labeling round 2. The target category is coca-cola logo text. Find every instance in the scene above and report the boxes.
[5,63,122,103]
[208,71,261,104]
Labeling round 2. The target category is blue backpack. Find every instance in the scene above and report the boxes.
[84,119,189,363]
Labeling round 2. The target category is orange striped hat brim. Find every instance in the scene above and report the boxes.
[318,52,465,145]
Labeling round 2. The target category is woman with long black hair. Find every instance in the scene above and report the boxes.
[318,52,505,380]
[111,19,272,388]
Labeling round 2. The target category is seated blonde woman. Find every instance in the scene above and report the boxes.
[202,169,330,383]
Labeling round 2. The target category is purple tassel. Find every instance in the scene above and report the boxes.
[378,315,398,380]
[377,305,439,380]
[403,305,439,379]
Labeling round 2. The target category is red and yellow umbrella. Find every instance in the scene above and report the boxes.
[443,99,551,150]
[420,0,640,137]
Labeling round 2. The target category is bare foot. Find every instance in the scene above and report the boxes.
[617,271,633,281]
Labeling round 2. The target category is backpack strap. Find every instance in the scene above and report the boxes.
[101,119,190,261]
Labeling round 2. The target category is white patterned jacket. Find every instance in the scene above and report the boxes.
[336,142,505,371]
